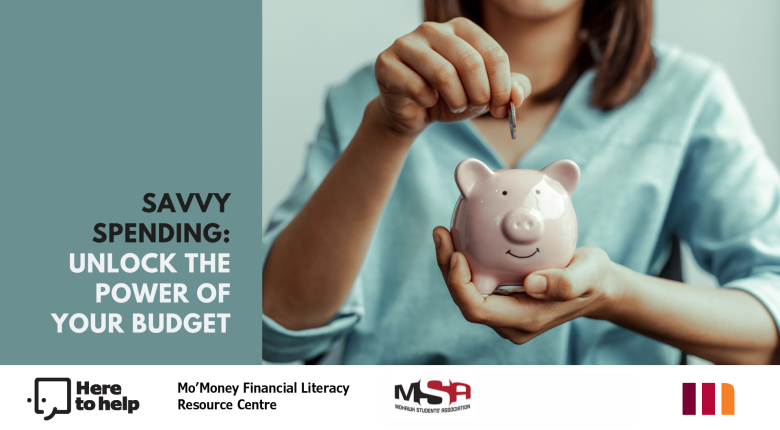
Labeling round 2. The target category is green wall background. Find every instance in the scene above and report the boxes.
[0,1,262,364]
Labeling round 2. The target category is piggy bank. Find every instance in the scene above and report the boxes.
[450,158,579,296]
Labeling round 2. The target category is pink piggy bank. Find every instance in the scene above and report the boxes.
[450,158,580,296]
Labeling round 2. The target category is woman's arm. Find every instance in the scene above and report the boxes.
[263,18,530,331]
[607,263,779,364]
[263,100,417,331]
[433,232,780,365]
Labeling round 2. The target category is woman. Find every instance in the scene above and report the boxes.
[262,0,780,364]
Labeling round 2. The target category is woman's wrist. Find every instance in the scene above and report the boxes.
[587,261,631,321]
[345,99,419,170]
[579,259,779,364]
[361,97,425,147]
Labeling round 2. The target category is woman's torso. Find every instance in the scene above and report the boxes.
[309,43,723,364]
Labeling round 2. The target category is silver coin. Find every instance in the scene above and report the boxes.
[509,101,516,140]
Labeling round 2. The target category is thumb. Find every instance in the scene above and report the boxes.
[523,267,584,302]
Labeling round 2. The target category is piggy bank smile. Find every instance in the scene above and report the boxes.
[450,158,579,295]
[506,248,539,259]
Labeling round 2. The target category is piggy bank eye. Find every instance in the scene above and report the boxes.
[535,190,540,194]
[502,191,507,195]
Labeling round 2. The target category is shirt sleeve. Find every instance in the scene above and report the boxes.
[669,65,780,330]
[261,91,365,363]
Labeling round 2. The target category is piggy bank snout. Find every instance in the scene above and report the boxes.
[501,208,544,244]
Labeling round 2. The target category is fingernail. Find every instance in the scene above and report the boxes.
[450,105,466,114]
[469,104,487,113]
[493,105,507,118]
[525,275,547,294]
[450,253,457,270]
[433,233,440,248]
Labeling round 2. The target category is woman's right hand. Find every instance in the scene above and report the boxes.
[374,17,532,136]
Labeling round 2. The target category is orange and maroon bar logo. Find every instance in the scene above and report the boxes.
[682,383,734,415]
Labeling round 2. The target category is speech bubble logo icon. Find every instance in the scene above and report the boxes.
[28,378,71,420]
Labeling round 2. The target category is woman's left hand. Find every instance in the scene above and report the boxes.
[432,226,624,344]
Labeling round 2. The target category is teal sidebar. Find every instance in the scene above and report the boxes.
[0,1,262,364]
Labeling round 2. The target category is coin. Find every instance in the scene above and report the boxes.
[509,101,516,140]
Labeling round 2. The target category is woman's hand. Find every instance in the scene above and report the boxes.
[432,226,622,344]
[434,225,779,364]
[374,17,531,136]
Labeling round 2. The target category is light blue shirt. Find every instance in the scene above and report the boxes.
[262,43,780,364]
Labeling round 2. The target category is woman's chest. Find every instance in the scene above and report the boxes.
[471,100,562,168]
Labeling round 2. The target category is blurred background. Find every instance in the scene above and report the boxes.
[262,0,780,362]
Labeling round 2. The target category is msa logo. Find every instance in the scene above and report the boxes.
[682,383,735,415]
[394,379,471,413]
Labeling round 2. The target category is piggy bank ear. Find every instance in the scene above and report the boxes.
[455,158,494,198]
[541,159,580,196]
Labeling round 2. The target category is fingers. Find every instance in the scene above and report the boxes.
[393,34,470,113]
[524,247,608,301]
[385,18,530,117]
[437,247,580,343]
[432,226,454,282]
[445,252,546,329]
[423,25,491,114]
[375,51,438,109]
[450,18,512,117]
[447,252,494,323]
[434,226,552,328]
[433,228,503,325]
[435,241,611,346]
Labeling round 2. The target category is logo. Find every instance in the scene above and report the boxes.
[394,379,471,413]
[28,378,140,421]
[28,378,72,421]
[682,383,735,415]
